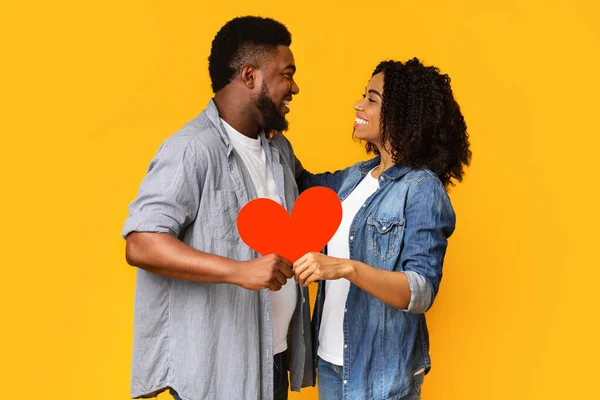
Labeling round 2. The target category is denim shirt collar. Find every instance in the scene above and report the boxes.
[358,156,413,181]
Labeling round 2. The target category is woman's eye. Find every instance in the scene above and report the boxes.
[361,94,375,103]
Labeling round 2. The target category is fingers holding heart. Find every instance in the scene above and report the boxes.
[293,252,344,286]
[293,262,314,287]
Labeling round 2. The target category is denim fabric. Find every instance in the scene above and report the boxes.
[297,157,455,400]
[273,352,289,400]
[317,357,423,400]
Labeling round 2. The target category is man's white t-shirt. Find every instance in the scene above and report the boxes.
[222,119,297,355]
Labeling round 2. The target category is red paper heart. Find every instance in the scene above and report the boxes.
[237,186,343,263]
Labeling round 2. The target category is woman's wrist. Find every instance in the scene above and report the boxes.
[343,259,359,281]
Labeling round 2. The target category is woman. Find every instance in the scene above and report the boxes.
[293,58,471,399]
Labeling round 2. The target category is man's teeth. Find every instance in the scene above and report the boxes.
[283,100,290,105]
[355,117,368,125]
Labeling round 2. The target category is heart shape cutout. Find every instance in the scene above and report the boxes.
[237,186,343,263]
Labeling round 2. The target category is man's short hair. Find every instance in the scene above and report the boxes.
[209,16,292,93]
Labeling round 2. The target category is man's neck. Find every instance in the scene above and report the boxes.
[214,91,260,139]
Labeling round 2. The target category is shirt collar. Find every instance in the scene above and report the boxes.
[358,156,413,181]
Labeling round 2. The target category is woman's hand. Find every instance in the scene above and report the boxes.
[294,252,414,309]
[293,252,355,286]
[266,129,279,143]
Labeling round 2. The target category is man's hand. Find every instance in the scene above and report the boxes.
[235,254,294,291]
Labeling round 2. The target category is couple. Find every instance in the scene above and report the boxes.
[122,16,471,400]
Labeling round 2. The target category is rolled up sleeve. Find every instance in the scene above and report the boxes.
[402,271,433,314]
[122,139,206,239]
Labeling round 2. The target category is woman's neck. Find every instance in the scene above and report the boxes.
[371,145,395,178]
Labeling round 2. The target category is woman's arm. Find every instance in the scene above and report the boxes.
[293,253,412,309]
[294,156,351,193]
[293,176,455,312]
[272,132,350,192]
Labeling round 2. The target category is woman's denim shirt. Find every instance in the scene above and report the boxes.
[296,156,456,400]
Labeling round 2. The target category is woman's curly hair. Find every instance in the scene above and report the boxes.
[366,58,471,187]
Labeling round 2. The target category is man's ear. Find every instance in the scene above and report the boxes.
[240,64,257,89]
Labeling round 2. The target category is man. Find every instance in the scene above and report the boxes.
[122,16,313,400]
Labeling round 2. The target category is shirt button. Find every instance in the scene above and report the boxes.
[344,344,348,349]
[350,236,354,241]
[343,380,348,385]
[344,308,347,313]
[362,204,366,208]
[302,297,306,303]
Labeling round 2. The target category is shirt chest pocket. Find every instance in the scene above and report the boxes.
[367,216,405,261]
[211,190,241,242]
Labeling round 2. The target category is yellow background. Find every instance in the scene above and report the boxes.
[1,0,599,399]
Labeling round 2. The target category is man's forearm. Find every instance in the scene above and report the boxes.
[125,232,238,284]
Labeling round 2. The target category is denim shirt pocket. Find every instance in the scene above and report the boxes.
[366,216,405,261]
[211,190,240,242]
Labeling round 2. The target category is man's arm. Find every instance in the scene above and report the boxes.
[126,232,292,291]
[123,138,292,291]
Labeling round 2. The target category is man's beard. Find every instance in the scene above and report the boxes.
[255,82,288,133]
